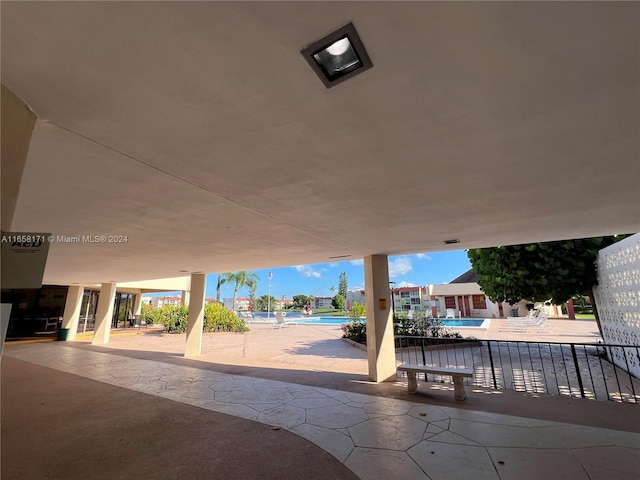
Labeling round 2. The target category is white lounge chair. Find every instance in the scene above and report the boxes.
[445,309,459,319]
[272,312,297,329]
[499,310,552,333]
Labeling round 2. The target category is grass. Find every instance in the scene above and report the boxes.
[575,313,595,319]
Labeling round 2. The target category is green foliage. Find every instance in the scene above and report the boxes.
[157,305,190,333]
[348,301,366,319]
[467,236,627,305]
[394,311,462,338]
[572,295,593,314]
[292,294,310,309]
[256,294,277,312]
[342,320,366,343]
[142,303,247,334]
[332,294,346,310]
[338,272,348,298]
[342,308,463,344]
[228,271,260,310]
[216,273,234,302]
[204,302,249,332]
[141,303,162,325]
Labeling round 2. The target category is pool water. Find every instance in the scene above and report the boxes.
[281,316,487,327]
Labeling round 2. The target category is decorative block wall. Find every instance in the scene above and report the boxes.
[593,233,640,378]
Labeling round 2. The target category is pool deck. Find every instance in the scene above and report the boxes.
[3,317,639,480]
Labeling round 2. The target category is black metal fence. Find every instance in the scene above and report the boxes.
[394,336,640,404]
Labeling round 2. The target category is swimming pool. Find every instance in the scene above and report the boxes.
[289,316,489,328]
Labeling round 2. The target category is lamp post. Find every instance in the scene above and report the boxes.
[267,272,272,318]
[389,281,396,321]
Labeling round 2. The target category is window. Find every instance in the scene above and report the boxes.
[472,295,487,310]
[410,298,420,305]
[444,296,456,309]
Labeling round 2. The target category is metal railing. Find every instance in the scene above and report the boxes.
[394,336,640,404]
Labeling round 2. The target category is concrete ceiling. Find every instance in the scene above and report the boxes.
[2,2,638,286]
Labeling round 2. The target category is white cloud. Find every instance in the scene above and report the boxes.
[388,257,413,278]
[350,259,364,266]
[416,253,431,260]
[328,262,339,268]
[397,281,417,288]
[292,265,323,278]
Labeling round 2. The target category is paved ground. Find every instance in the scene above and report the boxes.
[3,318,639,480]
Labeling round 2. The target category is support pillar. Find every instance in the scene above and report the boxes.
[61,285,83,340]
[181,290,190,306]
[133,292,143,317]
[185,273,205,357]
[1,85,36,232]
[566,299,576,320]
[364,255,397,382]
[92,283,116,345]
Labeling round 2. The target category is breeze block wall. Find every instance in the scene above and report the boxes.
[593,233,640,379]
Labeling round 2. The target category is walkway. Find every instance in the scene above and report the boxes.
[3,337,639,480]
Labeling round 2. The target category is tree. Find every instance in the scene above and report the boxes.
[227,271,260,310]
[332,294,346,311]
[338,272,348,298]
[248,283,258,311]
[216,273,234,303]
[348,301,366,320]
[256,294,277,312]
[292,294,310,309]
[467,236,627,335]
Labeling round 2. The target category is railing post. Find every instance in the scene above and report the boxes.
[487,341,498,390]
[621,347,637,403]
[420,338,427,381]
[570,344,586,398]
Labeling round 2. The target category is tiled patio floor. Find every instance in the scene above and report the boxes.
[4,337,639,480]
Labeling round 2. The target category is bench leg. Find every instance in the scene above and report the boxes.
[453,377,466,401]
[406,372,418,394]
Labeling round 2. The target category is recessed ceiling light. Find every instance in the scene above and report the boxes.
[444,239,460,245]
[301,22,373,88]
[178,269,189,273]
[329,254,352,259]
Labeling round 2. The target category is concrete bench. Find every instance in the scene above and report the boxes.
[397,364,474,401]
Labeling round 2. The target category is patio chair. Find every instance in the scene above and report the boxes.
[500,310,552,333]
[445,309,458,319]
[529,312,553,332]
[272,312,298,329]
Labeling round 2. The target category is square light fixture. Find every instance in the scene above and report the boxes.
[301,22,372,88]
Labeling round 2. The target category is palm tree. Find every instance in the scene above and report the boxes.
[229,271,260,310]
[216,273,235,303]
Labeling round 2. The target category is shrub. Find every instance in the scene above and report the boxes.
[141,303,162,325]
[142,302,248,334]
[159,305,190,333]
[342,320,366,343]
[394,311,462,338]
[348,301,366,320]
[204,302,248,332]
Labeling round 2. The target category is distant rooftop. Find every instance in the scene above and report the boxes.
[449,269,478,284]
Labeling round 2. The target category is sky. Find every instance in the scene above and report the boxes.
[205,249,472,301]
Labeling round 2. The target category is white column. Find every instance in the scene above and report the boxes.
[181,290,190,306]
[61,285,84,340]
[92,283,116,345]
[185,273,205,357]
[133,292,143,316]
[364,255,397,382]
